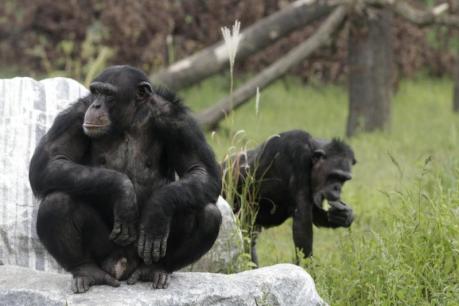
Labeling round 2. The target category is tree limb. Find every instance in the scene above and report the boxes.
[151,0,339,91]
[195,6,348,130]
[367,0,459,27]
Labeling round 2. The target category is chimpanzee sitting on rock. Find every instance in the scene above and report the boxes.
[29,66,222,293]
[224,130,356,265]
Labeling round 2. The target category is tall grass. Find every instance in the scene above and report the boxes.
[183,75,459,305]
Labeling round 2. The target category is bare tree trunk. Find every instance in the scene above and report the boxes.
[196,7,347,131]
[451,0,459,113]
[151,0,338,91]
[346,8,394,137]
[454,57,459,112]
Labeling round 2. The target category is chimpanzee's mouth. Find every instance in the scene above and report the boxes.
[83,123,110,137]
[83,123,108,128]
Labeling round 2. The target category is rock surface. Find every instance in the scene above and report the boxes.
[0,77,242,273]
[0,264,327,306]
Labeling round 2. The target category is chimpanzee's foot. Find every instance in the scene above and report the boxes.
[70,263,120,293]
[100,248,140,281]
[126,263,171,289]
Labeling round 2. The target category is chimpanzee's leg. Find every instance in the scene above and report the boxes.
[127,203,221,289]
[250,225,262,268]
[36,192,120,293]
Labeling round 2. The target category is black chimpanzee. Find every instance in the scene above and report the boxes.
[29,65,222,293]
[225,130,355,265]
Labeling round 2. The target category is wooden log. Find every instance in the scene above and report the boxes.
[367,0,459,27]
[151,0,338,91]
[196,6,348,130]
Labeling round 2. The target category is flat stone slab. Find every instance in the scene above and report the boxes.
[0,264,327,306]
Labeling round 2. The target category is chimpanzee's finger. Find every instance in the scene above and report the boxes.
[158,273,169,289]
[127,270,141,285]
[115,224,131,246]
[164,273,170,289]
[328,200,347,210]
[109,222,121,240]
[103,273,120,287]
[128,224,137,243]
[82,278,90,292]
[152,272,160,289]
[330,210,353,227]
[143,239,153,265]
[152,239,161,262]
[329,214,346,224]
[137,230,146,258]
[71,278,78,293]
[160,236,168,258]
[77,277,85,293]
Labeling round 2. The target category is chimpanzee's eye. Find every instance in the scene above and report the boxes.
[105,95,115,105]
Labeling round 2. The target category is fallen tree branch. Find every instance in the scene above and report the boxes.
[151,0,339,91]
[195,6,348,130]
[367,0,459,27]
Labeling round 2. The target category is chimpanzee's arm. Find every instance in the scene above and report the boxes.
[138,115,221,264]
[292,190,314,259]
[29,101,138,245]
[147,116,221,214]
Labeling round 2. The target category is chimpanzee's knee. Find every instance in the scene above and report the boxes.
[36,192,113,270]
[36,192,73,241]
[200,203,222,241]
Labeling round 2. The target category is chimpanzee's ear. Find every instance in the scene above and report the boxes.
[312,149,326,164]
[137,81,153,100]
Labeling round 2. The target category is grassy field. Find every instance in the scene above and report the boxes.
[183,76,459,305]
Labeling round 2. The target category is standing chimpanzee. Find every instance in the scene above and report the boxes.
[29,65,222,293]
[225,130,355,266]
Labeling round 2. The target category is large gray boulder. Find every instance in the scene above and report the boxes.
[0,77,242,273]
[0,264,327,306]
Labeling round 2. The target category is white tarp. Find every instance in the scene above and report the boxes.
[0,77,89,272]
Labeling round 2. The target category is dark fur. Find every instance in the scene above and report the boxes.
[225,130,355,265]
[29,65,222,292]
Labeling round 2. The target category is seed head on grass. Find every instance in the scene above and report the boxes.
[255,87,260,116]
[221,20,241,70]
[221,20,241,115]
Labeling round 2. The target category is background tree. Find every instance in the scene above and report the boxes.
[346,8,394,137]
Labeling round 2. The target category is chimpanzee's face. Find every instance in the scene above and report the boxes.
[310,144,356,207]
[82,66,153,138]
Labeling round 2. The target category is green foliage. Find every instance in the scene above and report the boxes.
[218,122,261,272]
[49,22,114,86]
[183,76,459,305]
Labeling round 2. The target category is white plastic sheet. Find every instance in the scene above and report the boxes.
[0,77,88,272]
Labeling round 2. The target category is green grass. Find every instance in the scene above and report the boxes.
[183,76,459,305]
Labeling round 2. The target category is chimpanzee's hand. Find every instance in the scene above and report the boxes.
[138,206,171,265]
[109,177,138,246]
[327,200,354,228]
